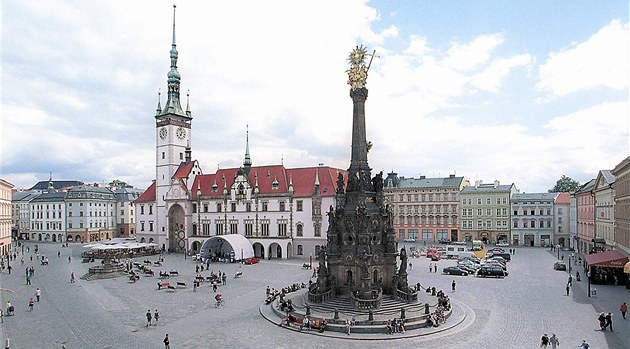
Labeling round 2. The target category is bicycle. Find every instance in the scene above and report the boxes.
[214,298,225,308]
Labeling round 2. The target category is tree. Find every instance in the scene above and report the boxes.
[548,175,580,193]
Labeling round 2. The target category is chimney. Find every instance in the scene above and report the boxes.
[420,175,426,180]
[449,174,455,178]
[475,180,482,188]
[494,180,500,188]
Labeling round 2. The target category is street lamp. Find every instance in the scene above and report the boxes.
[587,269,591,297]
[568,256,571,274]
[309,254,313,269]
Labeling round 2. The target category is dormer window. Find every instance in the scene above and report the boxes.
[272,176,279,190]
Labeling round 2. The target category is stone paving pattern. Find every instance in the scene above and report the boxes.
[0,242,628,348]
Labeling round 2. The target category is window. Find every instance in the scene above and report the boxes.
[558,208,563,215]
[408,229,419,240]
[230,219,238,234]
[399,229,405,240]
[217,203,222,212]
[162,152,165,159]
[297,245,303,255]
[68,212,73,217]
[279,202,285,212]
[296,200,303,211]
[140,222,145,231]
[278,220,288,237]
[192,203,197,213]
[203,204,208,212]
[477,209,482,216]
[547,209,551,215]
[497,198,501,204]
[246,202,252,212]
[215,220,224,235]
[149,222,154,231]
[486,198,491,204]
[245,220,253,237]
[203,222,210,235]
[530,209,535,215]
[422,229,432,240]
[477,198,482,205]
[68,222,73,229]
[296,224,303,237]
[436,229,448,240]
[547,220,552,228]
[486,220,492,229]
[261,220,270,236]
[262,202,268,212]
[486,209,492,216]
[231,202,236,212]
[513,220,518,228]
[558,217,563,224]
[180,152,183,160]
[314,225,321,237]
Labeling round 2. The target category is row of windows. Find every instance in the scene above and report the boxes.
[397,192,457,202]
[398,216,457,226]
[513,208,552,216]
[461,197,509,205]
[461,208,509,217]
[191,200,304,214]
[461,220,509,229]
[512,219,552,228]
[397,204,457,214]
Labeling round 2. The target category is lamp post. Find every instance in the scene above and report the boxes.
[568,255,571,274]
[309,254,313,269]
[587,269,591,297]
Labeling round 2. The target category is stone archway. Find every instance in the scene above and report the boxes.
[168,204,186,253]
[140,237,146,243]
[52,234,57,242]
[268,243,282,259]
[191,241,201,253]
[75,235,81,243]
[253,242,265,258]
[286,242,293,258]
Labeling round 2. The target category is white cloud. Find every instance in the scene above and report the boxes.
[536,20,629,101]
[471,54,533,92]
[442,33,505,71]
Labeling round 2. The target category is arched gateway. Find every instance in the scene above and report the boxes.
[168,204,186,253]
[200,234,254,262]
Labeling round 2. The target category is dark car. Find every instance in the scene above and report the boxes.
[553,261,567,271]
[442,266,469,276]
[456,263,478,274]
[438,239,450,244]
[477,265,508,278]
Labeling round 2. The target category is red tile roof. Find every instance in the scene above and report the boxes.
[555,192,570,204]
[135,181,156,203]
[191,165,346,199]
[173,161,195,179]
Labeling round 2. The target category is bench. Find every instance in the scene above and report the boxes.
[167,285,176,291]
[157,282,170,290]
[176,281,187,288]
[169,270,179,275]
[159,272,170,279]
[82,258,91,263]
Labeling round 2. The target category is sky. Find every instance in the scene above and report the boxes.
[1,0,628,193]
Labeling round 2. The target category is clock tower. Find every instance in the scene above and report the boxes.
[155,5,192,245]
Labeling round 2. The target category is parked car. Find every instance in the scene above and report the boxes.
[553,261,567,271]
[496,242,509,247]
[442,266,469,276]
[452,241,466,245]
[438,239,450,244]
[244,257,260,265]
[477,265,508,278]
[403,238,416,243]
[456,264,478,274]
[484,261,507,270]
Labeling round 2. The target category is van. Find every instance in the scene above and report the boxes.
[446,246,466,259]
[456,251,477,260]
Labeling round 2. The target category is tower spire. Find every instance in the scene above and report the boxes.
[243,125,252,175]
[155,90,162,115]
[158,4,187,118]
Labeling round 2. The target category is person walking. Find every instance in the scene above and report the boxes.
[429,263,432,273]
[28,298,34,311]
[70,272,75,283]
[146,309,152,327]
[154,309,159,325]
[605,312,613,331]
[566,284,570,296]
[35,288,41,302]
[620,302,627,319]
[434,264,438,273]
[451,280,456,292]
[579,339,590,348]
[540,333,549,348]
[68,255,71,263]
[548,333,559,349]
[163,334,170,349]
[568,274,573,286]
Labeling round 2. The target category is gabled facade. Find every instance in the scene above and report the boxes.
[460,181,517,244]
[383,173,469,243]
[593,170,616,250]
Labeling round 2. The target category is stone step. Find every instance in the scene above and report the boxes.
[304,296,425,317]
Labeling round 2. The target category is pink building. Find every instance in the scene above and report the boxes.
[576,179,596,254]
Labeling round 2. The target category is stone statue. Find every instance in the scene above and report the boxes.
[372,171,383,193]
[327,205,336,229]
[336,173,345,194]
[358,249,370,278]
[318,248,328,276]
[399,248,408,275]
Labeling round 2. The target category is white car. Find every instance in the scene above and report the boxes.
[496,242,509,247]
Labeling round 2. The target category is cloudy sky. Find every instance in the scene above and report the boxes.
[1,1,628,193]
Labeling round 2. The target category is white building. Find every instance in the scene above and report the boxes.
[553,193,570,247]
[65,185,117,243]
[511,193,557,247]
[113,187,142,238]
[135,9,344,259]
[12,191,41,240]
[593,169,616,250]
[28,180,67,243]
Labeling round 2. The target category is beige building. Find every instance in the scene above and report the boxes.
[612,157,630,257]
[460,181,517,244]
[384,173,469,243]
[593,170,616,250]
[0,179,13,256]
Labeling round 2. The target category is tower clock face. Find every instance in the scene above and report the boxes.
[159,127,167,139]
[176,127,186,139]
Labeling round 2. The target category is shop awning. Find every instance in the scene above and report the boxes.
[585,250,629,268]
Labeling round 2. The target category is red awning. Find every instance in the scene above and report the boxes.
[585,250,629,268]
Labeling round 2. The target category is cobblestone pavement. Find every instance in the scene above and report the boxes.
[0,242,627,349]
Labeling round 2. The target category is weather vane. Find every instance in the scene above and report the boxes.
[346,45,378,90]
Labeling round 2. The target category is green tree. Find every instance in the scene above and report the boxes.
[548,175,580,193]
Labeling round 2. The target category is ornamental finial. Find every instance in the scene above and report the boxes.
[346,45,378,90]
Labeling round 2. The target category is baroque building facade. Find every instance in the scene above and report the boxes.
[0,179,13,256]
[612,157,630,257]
[553,192,571,247]
[384,173,468,242]
[593,170,616,250]
[459,181,516,244]
[511,193,557,247]
[575,179,597,254]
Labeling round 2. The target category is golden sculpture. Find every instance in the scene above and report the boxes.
[346,45,377,90]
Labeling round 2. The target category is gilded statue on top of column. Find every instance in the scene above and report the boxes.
[346,45,377,90]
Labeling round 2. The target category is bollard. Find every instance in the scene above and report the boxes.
[424,303,430,314]
[368,309,373,321]
[334,308,339,320]
[306,305,311,315]
[400,307,406,319]
[5,337,10,349]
